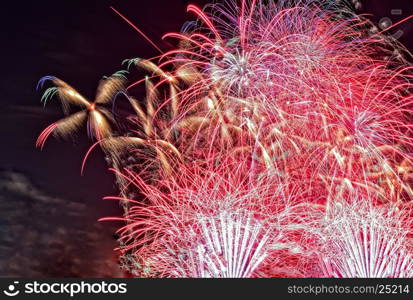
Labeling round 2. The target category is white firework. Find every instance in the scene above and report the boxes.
[317,202,413,278]
[164,210,271,278]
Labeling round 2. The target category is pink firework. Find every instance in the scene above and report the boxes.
[37,0,413,277]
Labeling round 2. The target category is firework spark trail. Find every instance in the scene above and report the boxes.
[100,157,316,277]
[36,71,127,145]
[313,201,413,278]
[36,0,413,277]
[162,211,271,278]
[160,0,413,204]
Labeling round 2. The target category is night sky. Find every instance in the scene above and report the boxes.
[1,0,412,277]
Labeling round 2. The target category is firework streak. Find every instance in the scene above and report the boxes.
[37,0,413,277]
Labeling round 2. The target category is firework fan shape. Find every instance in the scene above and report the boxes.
[313,201,413,278]
[37,0,413,277]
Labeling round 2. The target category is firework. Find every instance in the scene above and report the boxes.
[36,0,413,278]
[312,200,413,278]
[100,156,319,277]
[36,71,127,148]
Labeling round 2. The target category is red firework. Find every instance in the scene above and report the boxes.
[37,0,413,277]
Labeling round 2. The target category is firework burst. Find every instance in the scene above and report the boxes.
[36,71,127,148]
[313,201,413,278]
[36,0,413,278]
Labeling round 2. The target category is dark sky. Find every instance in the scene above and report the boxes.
[0,0,412,277]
